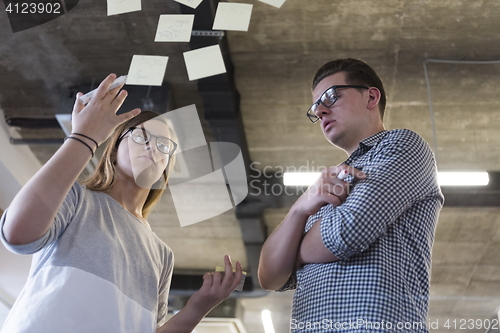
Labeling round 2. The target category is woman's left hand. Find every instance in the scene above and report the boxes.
[188,255,243,314]
[156,255,243,333]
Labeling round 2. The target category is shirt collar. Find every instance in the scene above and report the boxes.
[348,130,388,159]
[359,130,388,148]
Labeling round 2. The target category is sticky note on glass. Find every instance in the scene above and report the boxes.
[107,0,141,16]
[213,3,253,32]
[259,0,286,8]
[126,55,169,86]
[174,0,203,9]
[215,266,247,292]
[183,45,226,81]
[155,15,194,42]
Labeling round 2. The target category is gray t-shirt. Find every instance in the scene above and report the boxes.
[0,182,173,333]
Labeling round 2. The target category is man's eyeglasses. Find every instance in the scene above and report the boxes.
[117,126,178,155]
[306,85,369,123]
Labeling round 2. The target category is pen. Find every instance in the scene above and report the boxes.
[79,75,128,105]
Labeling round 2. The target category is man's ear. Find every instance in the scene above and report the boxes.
[366,87,381,111]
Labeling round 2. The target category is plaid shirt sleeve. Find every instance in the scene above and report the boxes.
[320,129,441,260]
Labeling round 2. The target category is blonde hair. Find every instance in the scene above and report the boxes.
[80,111,176,218]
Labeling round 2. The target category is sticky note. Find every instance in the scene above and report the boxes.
[259,0,286,8]
[213,3,253,32]
[170,169,233,226]
[126,55,169,86]
[215,266,247,292]
[107,0,141,16]
[155,15,194,42]
[174,0,203,9]
[183,45,226,81]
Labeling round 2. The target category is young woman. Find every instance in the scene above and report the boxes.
[0,74,242,333]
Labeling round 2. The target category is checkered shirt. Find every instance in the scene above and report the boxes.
[279,129,444,332]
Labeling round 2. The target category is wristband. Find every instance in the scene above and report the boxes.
[64,136,95,158]
[71,133,98,150]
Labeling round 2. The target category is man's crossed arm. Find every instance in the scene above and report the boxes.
[258,166,365,290]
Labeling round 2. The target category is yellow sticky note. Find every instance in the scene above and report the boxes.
[183,45,226,81]
[215,266,247,292]
[259,0,286,9]
[126,55,169,86]
[213,3,253,32]
[107,0,141,16]
[155,15,194,42]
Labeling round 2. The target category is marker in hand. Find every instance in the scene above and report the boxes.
[337,169,349,180]
[79,75,128,105]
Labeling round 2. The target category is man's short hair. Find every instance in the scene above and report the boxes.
[312,58,387,120]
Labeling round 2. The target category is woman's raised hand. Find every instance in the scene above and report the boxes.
[71,73,141,145]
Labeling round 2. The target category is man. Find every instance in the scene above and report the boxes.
[258,59,444,332]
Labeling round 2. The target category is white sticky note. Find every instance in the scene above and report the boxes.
[163,105,207,153]
[213,3,253,32]
[183,45,226,81]
[155,15,194,42]
[258,0,286,8]
[107,0,141,16]
[174,0,203,9]
[170,169,233,227]
[126,55,169,86]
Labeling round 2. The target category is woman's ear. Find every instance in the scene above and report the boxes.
[366,87,381,111]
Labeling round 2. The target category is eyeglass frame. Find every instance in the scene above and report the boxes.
[306,85,369,123]
[116,125,178,156]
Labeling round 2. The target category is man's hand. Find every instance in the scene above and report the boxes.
[293,165,366,217]
[294,166,366,266]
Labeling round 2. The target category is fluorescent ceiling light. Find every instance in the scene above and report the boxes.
[437,172,489,186]
[283,172,321,186]
[261,310,276,333]
[283,172,489,187]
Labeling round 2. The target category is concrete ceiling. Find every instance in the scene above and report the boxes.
[2,0,500,332]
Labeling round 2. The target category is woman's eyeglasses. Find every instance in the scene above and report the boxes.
[117,126,177,155]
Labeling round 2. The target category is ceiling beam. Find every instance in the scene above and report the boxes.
[179,0,264,294]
